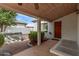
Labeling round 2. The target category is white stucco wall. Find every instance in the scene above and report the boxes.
[62,13,77,41]
[47,22,54,39]
[52,12,77,41]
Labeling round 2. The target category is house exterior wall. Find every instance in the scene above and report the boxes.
[61,12,77,41]
[47,22,54,39]
[48,12,77,41]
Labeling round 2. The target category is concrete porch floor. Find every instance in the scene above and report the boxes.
[14,40,58,56]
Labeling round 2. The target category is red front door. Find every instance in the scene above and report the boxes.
[54,21,61,38]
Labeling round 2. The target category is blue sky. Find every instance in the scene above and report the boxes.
[16,13,34,24]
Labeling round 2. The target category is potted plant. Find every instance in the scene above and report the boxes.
[29,31,45,45]
[0,33,5,47]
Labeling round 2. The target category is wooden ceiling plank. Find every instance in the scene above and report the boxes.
[0,3,77,21]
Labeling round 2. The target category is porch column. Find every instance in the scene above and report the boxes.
[77,13,79,48]
[37,17,41,46]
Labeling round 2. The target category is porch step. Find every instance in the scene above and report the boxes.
[50,39,79,56]
[56,46,78,56]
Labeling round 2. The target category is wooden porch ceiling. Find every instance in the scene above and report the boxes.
[0,3,77,21]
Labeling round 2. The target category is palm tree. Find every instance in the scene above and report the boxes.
[0,8,16,32]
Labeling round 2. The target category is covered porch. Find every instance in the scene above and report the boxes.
[0,3,79,56]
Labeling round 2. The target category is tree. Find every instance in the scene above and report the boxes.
[0,8,16,32]
[0,33,4,47]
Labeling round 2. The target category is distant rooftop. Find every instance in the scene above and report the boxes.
[15,20,27,25]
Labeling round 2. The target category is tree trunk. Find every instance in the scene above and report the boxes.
[4,25,7,32]
[0,24,7,32]
[1,25,4,32]
[1,26,3,32]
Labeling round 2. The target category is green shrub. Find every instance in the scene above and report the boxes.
[0,33,5,47]
[29,31,45,45]
[29,31,37,41]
